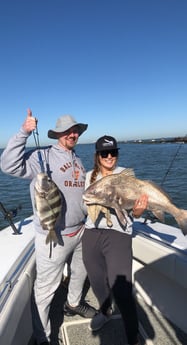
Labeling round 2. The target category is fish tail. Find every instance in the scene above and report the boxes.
[45,231,58,245]
[175,209,187,235]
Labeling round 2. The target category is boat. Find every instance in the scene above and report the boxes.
[1,213,187,345]
[0,216,35,345]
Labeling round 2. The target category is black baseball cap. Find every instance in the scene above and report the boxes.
[95,135,119,152]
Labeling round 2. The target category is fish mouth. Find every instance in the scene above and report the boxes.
[83,198,93,204]
[83,195,97,204]
[82,195,90,201]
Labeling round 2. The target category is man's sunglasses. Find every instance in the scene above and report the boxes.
[99,149,119,158]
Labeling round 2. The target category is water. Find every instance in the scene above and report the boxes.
[0,143,187,230]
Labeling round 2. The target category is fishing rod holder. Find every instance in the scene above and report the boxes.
[0,202,21,234]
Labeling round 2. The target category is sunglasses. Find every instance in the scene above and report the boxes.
[99,149,118,158]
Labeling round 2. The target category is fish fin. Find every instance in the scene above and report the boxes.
[87,205,113,227]
[119,168,135,177]
[49,241,52,259]
[87,205,101,223]
[174,209,187,235]
[115,208,128,226]
[152,209,165,223]
[45,231,58,245]
[100,206,113,227]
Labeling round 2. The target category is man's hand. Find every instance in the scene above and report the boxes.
[133,194,148,218]
[22,108,37,133]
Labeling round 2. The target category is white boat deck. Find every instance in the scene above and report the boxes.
[1,216,187,345]
[133,217,187,252]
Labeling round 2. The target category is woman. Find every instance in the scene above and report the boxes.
[82,135,148,345]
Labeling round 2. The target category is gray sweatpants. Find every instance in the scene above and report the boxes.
[31,226,87,344]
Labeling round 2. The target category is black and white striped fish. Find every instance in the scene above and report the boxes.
[34,173,62,257]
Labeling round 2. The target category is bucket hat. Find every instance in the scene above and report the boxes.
[48,115,88,139]
[95,135,119,152]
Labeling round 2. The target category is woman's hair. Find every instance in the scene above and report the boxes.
[90,153,101,184]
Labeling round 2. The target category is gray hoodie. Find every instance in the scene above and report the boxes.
[0,127,86,236]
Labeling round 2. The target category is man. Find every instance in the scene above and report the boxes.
[0,109,96,345]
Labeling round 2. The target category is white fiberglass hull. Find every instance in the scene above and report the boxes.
[0,217,35,345]
[0,216,187,345]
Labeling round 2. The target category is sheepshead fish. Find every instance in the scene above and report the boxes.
[83,168,187,235]
[34,173,62,257]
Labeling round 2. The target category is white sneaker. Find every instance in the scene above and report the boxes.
[89,311,112,331]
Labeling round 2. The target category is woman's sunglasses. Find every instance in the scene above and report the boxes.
[99,149,118,158]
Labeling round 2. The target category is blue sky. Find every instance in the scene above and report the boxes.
[0,0,187,147]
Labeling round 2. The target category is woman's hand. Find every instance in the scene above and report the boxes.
[132,194,148,218]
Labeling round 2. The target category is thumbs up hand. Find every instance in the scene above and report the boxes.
[22,108,37,133]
